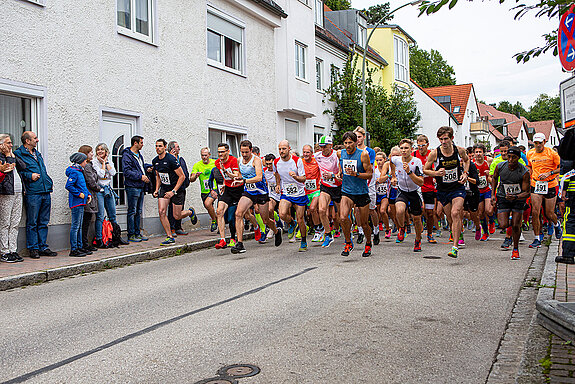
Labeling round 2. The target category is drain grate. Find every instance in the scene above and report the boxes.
[194,378,238,384]
[194,364,260,384]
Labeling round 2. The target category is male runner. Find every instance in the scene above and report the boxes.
[527,132,562,248]
[190,147,217,232]
[274,140,308,251]
[231,140,281,253]
[414,135,438,243]
[354,127,378,244]
[302,144,322,242]
[339,131,373,257]
[314,135,342,248]
[473,144,493,241]
[214,143,244,249]
[264,154,281,228]
[424,126,470,258]
[390,139,425,252]
[375,152,392,239]
[491,146,531,259]
[152,139,197,246]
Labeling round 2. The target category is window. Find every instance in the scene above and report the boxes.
[314,126,325,144]
[331,64,339,85]
[295,42,307,80]
[208,121,247,158]
[394,36,409,83]
[117,0,155,44]
[314,0,324,27]
[316,58,323,90]
[357,17,367,48]
[453,106,460,113]
[299,0,309,5]
[207,9,245,74]
[285,120,300,153]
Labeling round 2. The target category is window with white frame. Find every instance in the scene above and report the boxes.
[314,126,325,144]
[357,16,367,48]
[285,120,300,153]
[315,0,324,27]
[117,0,155,43]
[394,36,409,83]
[299,0,309,5]
[295,42,307,80]
[207,8,245,74]
[208,123,246,159]
[331,64,339,85]
[316,58,323,90]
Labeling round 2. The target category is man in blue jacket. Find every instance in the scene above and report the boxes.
[14,131,57,259]
[121,135,152,242]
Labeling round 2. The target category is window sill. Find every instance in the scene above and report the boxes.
[207,60,246,78]
[117,28,158,47]
[297,0,312,9]
[21,0,46,6]
[316,89,325,95]
[296,76,309,84]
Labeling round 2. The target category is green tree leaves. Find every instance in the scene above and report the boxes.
[324,0,351,11]
[409,45,456,88]
[362,3,394,24]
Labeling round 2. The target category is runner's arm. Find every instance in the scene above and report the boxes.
[356,151,372,180]
[423,150,437,176]
[245,157,263,184]
[172,166,186,193]
[518,171,531,200]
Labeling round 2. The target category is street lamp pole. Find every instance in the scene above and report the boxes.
[361,0,423,134]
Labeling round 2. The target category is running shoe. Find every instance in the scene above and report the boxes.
[295,229,301,240]
[522,222,529,231]
[254,228,262,242]
[396,227,405,243]
[357,233,364,244]
[362,244,372,257]
[128,235,142,243]
[480,233,489,241]
[529,238,542,248]
[458,235,465,248]
[136,234,148,241]
[435,229,442,238]
[160,237,175,246]
[519,233,525,242]
[228,238,236,248]
[413,239,422,252]
[449,232,453,243]
[215,239,227,249]
[475,230,481,241]
[385,229,391,239]
[189,207,198,225]
[312,230,324,243]
[392,226,398,234]
[448,246,458,258]
[352,225,358,233]
[287,221,297,239]
[511,249,520,260]
[427,234,437,244]
[379,223,384,231]
[275,228,283,247]
[373,233,380,245]
[171,229,177,237]
[334,230,341,238]
[555,225,563,240]
[0,253,18,263]
[489,222,495,234]
[231,241,246,254]
[322,234,334,248]
[299,241,308,252]
[175,229,188,236]
[259,229,267,244]
[341,242,354,256]
[406,225,412,234]
[210,220,217,232]
[501,237,512,249]
[547,225,554,237]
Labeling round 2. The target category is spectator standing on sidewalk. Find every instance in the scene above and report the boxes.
[0,134,24,263]
[121,135,151,243]
[167,141,190,236]
[14,131,57,259]
[93,143,122,248]
[78,145,100,254]
[65,153,92,257]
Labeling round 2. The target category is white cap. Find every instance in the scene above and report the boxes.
[533,132,546,143]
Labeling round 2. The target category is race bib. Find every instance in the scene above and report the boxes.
[376,182,387,195]
[323,172,334,182]
[503,183,521,196]
[269,184,277,192]
[158,172,170,185]
[465,181,471,191]
[202,179,209,191]
[534,180,549,195]
[218,185,225,195]
[442,168,458,183]
[222,168,234,180]
[245,183,257,192]
[343,159,357,176]
[285,183,298,196]
[305,179,317,191]
[478,176,488,189]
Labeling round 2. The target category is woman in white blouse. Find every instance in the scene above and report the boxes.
[92,143,118,248]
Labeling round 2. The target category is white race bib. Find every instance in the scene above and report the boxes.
[285,183,298,196]
[202,179,209,191]
[159,172,170,185]
[503,183,521,196]
[376,182,387,195]
[245,183,257,192]
[478,176,488,189]
[323,172,334,182]
[465,181,471,191]
[534,180,549,195]
[343,159,357,176]
[304,179,317,191]
[442,168,458,183]
[222,168,234,180]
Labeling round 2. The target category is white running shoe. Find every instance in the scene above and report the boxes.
[312,230,325,242]
[519,233,525,242]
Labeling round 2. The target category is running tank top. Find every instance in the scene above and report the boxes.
[435,144,462,192]
[474,159,490,193]
[340,148,368,195]
[239,155,268,195]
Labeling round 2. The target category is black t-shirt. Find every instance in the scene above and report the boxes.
[152,153,181,190]
[467,162,480,194]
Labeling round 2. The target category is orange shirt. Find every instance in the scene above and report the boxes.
[526,147,560,188]
[302,157,321,193]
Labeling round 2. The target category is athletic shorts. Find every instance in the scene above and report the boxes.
[421,191,436,210]
[320,184,342,203]
[369,190,377,210]
[242,191,269,205]
[388,187,398,205]
[376,194,386,204]
[342,192,371,208]
[201,192,215,203]
[159,187,186,206]
[497,198,527,213]
[479,190,492,202]
[307,189,321,206]
[396,189,423,216]
[437,186,466,207]
[219,185,243,207]
[464,191,479,213]
[280,194,308,207]
[530,185,558,199]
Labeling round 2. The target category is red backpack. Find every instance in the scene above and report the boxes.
[100,219,113,248]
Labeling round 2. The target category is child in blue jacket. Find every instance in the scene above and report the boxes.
[65,153,91,257]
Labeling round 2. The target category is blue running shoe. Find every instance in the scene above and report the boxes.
[259,229,268,244]
[299,241,308,252]
[547,224,554,237]
[529,238,542,248]
[322,235,334,248]
[555,225,563,240]
[160,237,175,246]
[287,221,297,239]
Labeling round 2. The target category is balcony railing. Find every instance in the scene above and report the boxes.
[470,121,489,135]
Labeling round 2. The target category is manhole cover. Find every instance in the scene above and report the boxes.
[194,378,238,384]
[217,364,260,378]
[423,255,441,259]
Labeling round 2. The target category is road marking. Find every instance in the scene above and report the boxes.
[1,267,318,384]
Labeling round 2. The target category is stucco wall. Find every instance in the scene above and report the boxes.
[412,83,457,149]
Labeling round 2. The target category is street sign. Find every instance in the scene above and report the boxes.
[559,4,575,72]
[560,75,575,130]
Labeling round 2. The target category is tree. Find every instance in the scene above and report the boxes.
[409,45,456,88]
[496,101,513,114]
[324,54,420,153]
[362,3,394,24]
[527,94,561,128]
[496,100,528,118]
[324,0,351,11]
[417,0,572,63]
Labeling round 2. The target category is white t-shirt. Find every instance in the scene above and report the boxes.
[391,156,423,193]
[273,155,305,197]
[264,166,280,200]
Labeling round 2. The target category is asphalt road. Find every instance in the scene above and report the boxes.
[0,230,536,384]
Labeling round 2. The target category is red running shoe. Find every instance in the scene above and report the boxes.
[475,230,481,241]
[489,222,495,234]
[511,249,520,260]
[362,244,372,257]
[254,228,261,242]
[396,227,405,243]
[215,239,227,249]
[413,239,422,252]
[480,233,489,241]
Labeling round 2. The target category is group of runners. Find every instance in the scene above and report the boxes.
[155,125,564,260]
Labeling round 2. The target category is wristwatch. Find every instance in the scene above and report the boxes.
[407,170,413,175]
[172,190,177,195]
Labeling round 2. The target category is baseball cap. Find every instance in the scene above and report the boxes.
[533,132,546,143]
[318,136,333,146]
[507,146,522,157]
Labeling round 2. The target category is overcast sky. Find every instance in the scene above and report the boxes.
[351,0,572,108]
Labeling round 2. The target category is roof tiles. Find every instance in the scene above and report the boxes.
[423,84,474,125]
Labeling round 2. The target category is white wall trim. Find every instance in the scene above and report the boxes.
[99,107,143,137]
[207,119,248,135]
